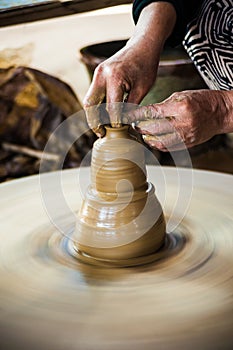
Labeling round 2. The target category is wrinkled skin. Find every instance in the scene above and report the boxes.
[83,2,176,137]
[83,2,233,149]
[83,41,158,136]
[125,89,233,151]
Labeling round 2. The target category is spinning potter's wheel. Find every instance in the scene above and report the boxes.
[0,166,233,349]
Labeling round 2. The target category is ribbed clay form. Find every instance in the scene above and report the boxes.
[74,125,166,266]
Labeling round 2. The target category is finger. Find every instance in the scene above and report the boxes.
[83,90,106,137]
[121,101,139,120]
[124,104,163,124]
[83,68,107,136]
[106,80,127,127]
[84,107,105,137]
[106,102,123,128]
[126,87,148,105]
[135,119,175,135]
[143,132,184,151]
[124,92,188,124]
[156,92,190,116]
[156,143,187,152]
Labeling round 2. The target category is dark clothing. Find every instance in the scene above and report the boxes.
[132,0,233,90]
[133,0,203,46]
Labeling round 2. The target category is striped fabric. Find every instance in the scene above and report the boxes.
[183,0,233,90]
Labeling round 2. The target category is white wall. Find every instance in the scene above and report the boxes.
[0,5,134,102]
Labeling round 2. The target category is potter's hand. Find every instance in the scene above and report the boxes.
[126,90,233,151]
[83,2,176,137]
[83,42,157,136]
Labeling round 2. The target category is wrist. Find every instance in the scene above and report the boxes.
[129,2,176,57]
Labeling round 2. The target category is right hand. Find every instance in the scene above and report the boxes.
[83,2,177,136]
[83,40,160,136]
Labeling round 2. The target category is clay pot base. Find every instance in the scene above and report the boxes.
[1,167,233,349]
[72,231,184,268]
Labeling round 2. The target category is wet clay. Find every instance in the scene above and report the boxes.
[74,125,166,265]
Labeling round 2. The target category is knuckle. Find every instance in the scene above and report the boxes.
[144,105,156,118]
[170,92,190,106]
[94,63,105,75]
[93,63,109,81]
[83,98,92,108]
[170,91,185,102]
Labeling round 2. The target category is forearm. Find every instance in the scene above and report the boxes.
[127,2,176,60]
[133,0,203,46]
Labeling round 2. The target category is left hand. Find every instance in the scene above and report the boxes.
[125,90,230,151]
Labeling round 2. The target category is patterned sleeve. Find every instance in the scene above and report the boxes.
[133,0,204,46]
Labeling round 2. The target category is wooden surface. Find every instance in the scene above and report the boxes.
[0,0,133,27]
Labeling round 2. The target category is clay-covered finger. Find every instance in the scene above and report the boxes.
[135,119,175,135]
[106,102,123,128]
[143,132,183,151]
[106,81,126,127]
[83,105,104,137]
[83,89,106,137]
[124,104,162,124]
[83,68,107,136]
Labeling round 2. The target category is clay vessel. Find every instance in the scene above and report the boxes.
[74,125,166,265]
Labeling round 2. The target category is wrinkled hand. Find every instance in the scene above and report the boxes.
[83,2,177,136]
[125,90,229,151]
[83,41,159,137]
